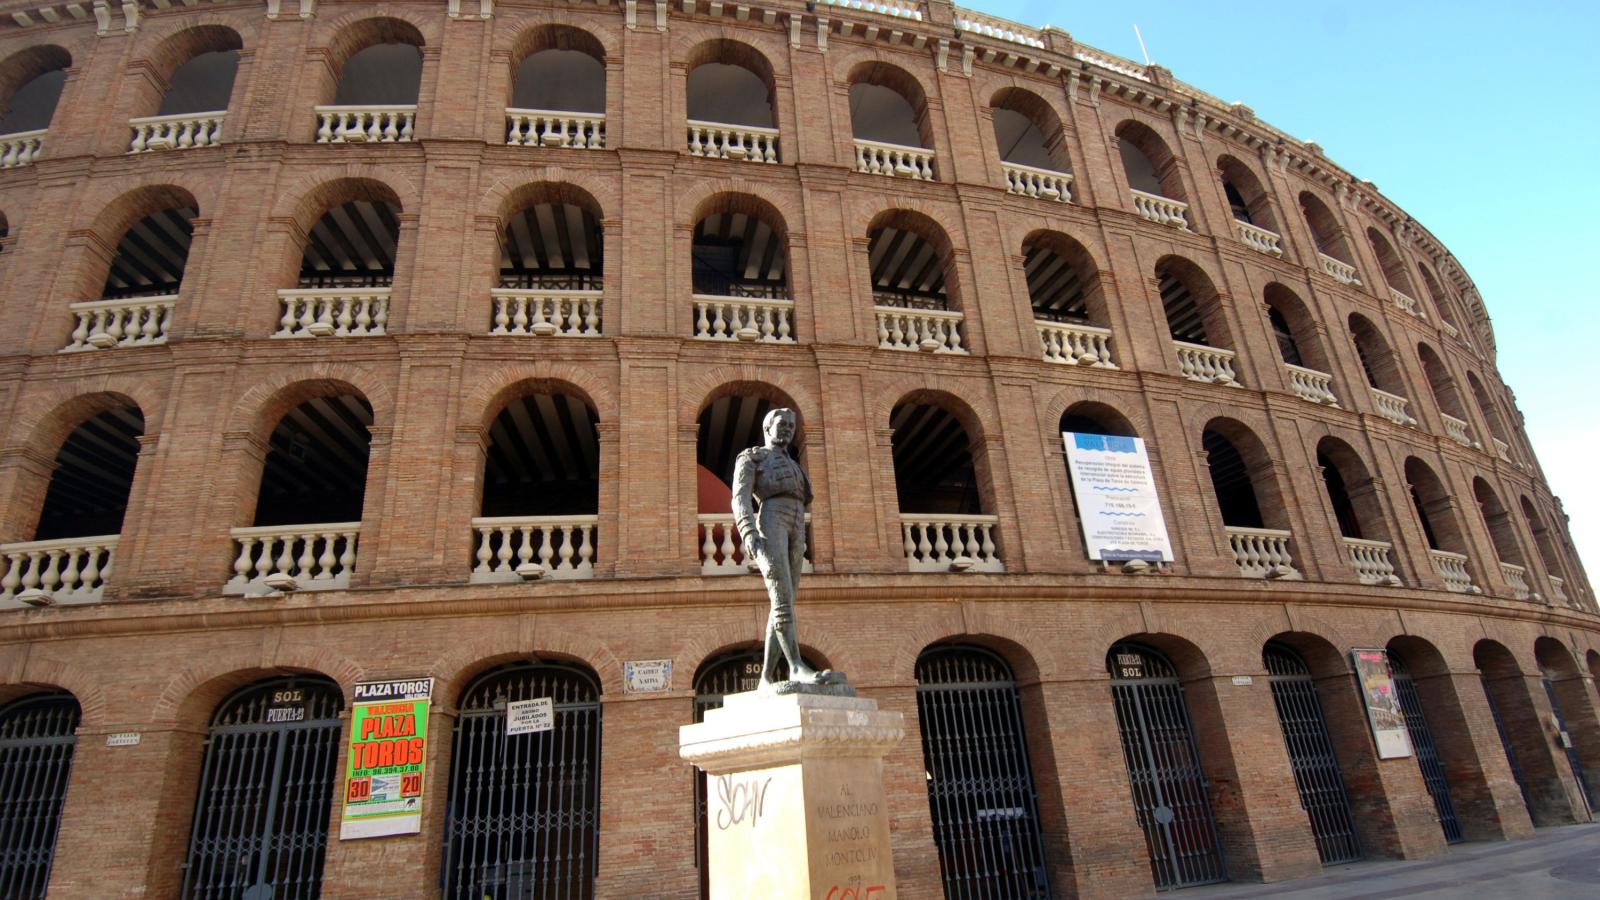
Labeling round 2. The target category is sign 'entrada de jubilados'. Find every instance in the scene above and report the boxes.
[340,678,434,840]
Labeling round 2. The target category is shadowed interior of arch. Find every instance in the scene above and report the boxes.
[500,198,602,290]
[253,394,374,527]
[481,392,599,518]
[868,224,948,310]
[692,208,786,298]
[35,406,145,541]
[512,27,605,113]
[158,50,239,117]
[891,401,979,515]
[298,198,401,289]
[102,206,197,300]
[0,62,66,134]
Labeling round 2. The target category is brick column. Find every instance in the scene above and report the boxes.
[1545,670,1600,811]
[1419,670,1535,840]
[1478,671,1588,825]
[594,694,700,897]
[868,683,942,899]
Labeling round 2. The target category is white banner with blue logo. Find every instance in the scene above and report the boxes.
[1062,432,1174,562]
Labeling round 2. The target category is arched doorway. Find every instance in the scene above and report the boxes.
[0,691,80,899]
[1263,643,1361,864]
[1386,651,1464,843]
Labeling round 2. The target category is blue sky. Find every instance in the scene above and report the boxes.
[972,0,1600,582]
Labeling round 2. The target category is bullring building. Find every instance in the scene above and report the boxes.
[0,0,1595,897]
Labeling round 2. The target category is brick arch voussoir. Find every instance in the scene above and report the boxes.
[11,374,168,457]
[426,628,540,709]
[1475,620,1544,675]
[78,173,213,241]
[463,361,618,428]
[526,627,624,696]
[270,165,423,227]
[149,643,356,728]
[975,71,1070,132]
[131,13,252,64]
[9,656,110,728]
[887,610,983,684]
[830,44,935,96]
[314,4,439,49]
[679,364,822,429]
[477,168,619,223]
[225,362,395,437]
[1396,616,1483,672]
[497,12,620,60]
[870,371,997,443]
[852,196,965,253]
[676,177,803,237]
[679,621,767,683]
[1185,402,1276,448]
[673,27,790,75]
[1040,384,1151,441]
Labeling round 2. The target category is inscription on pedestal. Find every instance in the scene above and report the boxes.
[815,784,887,899]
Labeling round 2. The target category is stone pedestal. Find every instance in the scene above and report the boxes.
[680,690,905,900]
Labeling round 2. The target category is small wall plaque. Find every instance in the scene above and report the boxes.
[106,732,141,747]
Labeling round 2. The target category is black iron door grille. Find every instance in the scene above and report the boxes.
[1542,677,1596,814]
[0,692,80,900]
[1262,644,1361,865]
[1387,655,1463,843]
[1106,643,1226,891]
[1479,673,1531,813]
[181,676,344,900]
[916,645,1052,900]
[443,662,601,900]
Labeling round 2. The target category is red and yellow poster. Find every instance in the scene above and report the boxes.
[340,678,433,840]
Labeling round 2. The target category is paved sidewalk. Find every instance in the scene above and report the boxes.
[1183,824,1600,899]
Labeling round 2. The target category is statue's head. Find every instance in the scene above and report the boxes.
[762,408,798,448]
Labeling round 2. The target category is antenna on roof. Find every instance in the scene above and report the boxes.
[1133,24,1152,65]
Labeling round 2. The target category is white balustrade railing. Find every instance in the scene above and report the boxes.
[853,139,935,180]
[1429,549,1475,594]
[874,306,966,354]
[1174,341,1240,386]
[687,120,779,164]
[225,524,359,594]
[490,290,602,337]
[505,108,606,148]
[1002,162,1073,202]
[1492,438,1511,462]
[1390,287,1426,319]
[1,536,117,608]
[698,513,813,576]
[0,129,45,168]
[128,111,225,153]
[1499,562,1531,601]
[1318,253,1361,285]
[1285,364,1338,406]
[275,288,390,338]
[1344,537,1400,586]
[64,295,176,351]
[954,10,1045,48]
[693,295,796,343]
[1441,413,1475,448]
[901,515,1004,573]
[1037,320,1116,368]
[1440,319,1460,340]
[1371,388,1417,426]
[1236,221,1283,256]
[314,105,416,143]
[1549,575,1568,604]
[1224,527,1301,579]
[1130,189,1189,229]
[1074,49,1151,82]
[818,0,922,20]
[471,516,597,582]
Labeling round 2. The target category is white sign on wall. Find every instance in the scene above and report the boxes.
[1062,432,1174,563]
[624,659,672,694]
[505,697,554,736]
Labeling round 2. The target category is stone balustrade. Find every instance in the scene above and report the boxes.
[1429,549,1476,593]
[0,536,117,608]
[490,289,602,337]
[64,296,176,351]
[1236,221,1283,256]
[1390,287,1426,319]
[1285,364,1338,406]
[1441,320,1460,340]
[1002,162,1073,202]
[698,514,813,576]
[1441,413,1475,448]
[1499,562,1531,601]
[470,516,597,582]
[1074,49,1151,81]
[1371,388,1417,426]
[902,515,1004,572]
[276,288,390,338]
[225,524,359,595]
[1037,320,1116,367]
[853,138,935,180]
[128,111,225,153]
[874,306,966,354]
[505,108,606,148]
[1224,527,1301,579]
[693,295,796,343]
[1493,438,1511,462]
[1173,341,1240,385]
[1343,537,1400,586]
[819,0,922,20]
[1130,190,1190,229]
[0,128,44,168]
[1550,575,1568,605]
[314,106,416,143]
[954,9,1045,48]
[1318,253,1361,285]
[687,120,779,164]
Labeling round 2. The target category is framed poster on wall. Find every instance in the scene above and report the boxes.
[1351,649,1413,759]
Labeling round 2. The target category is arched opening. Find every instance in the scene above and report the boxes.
[1262,284,1328,373]
[1476,639,1585,825]
[34,404,144,543]
[1262,640,1362,864]
[848,62,928,148]
[916,644,1051,897]
[1115,121,1184,201]
[1298,192,1355,273]
[1384,638,1465,844]
[127,27,240,152]
[686,40,774,128]
[1418,344,1472,446]
[180,675,344,900]
[1317,437,1398,584]
[1106,641,1227,889]
[691,645,823,898]
[472,389,599,581]
[1520,497,1566,583]
[1347,315,1412,424]
[689,194,790,328]
[1534,638,1599,812]
[282,181,402,336]
[510,25,605,113]
[991,87,1070,181]
[1472,478,1524,569]
[1417,264,1455,327]
[318,19,424,142]
[1204,419,1298,578]
[1466,373,1509,450]
[1202,425,1263,529]
[1025,232,1115,366]
[0,690,80,898]
[1367,228,1417,300]
[497,183,603,292]
[443,660,601,899]
[695,386,810,574]
[1157,257,1237,385]
[892,395,1000,571]
[1218,155,1278,240]
[1403,457,1475,592]
[99,197,198,302]
[868,210,955,311]
[0,46,70,140]
[1058,404,1152,563]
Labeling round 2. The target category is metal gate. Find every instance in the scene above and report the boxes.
[1541,676,1596,813]
[0,692,80,900]
[181,676,343,900]
[443,662,601,900]
[1388,654,1463,843]
[1479,673,1531,813]
[1263,643,1361,865]
[1107,643,1226,890]
[917,645,1052,899]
